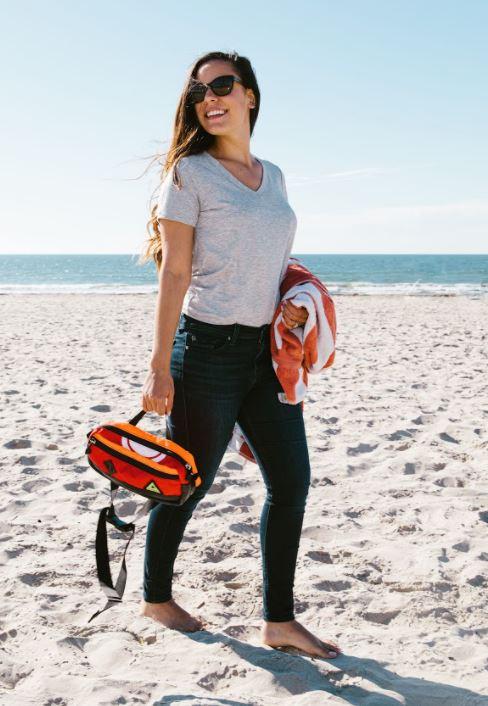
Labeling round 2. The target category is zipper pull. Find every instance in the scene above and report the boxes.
[85,436,97,454]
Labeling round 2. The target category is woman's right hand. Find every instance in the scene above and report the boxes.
[141,368,174,416]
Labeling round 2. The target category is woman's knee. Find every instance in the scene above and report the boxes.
[266,469,311,508]
[181,474,214,510]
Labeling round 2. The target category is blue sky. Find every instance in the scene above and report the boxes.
[1,1,486,254]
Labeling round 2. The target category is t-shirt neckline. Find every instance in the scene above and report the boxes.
[203,150,266,194]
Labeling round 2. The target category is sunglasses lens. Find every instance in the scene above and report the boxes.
[210,76,234,95]
[188,75,236,104]
[188,86,205,104]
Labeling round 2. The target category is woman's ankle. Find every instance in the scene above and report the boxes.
[142,597,173,605]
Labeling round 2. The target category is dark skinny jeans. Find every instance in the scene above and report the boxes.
[143,312,311,622]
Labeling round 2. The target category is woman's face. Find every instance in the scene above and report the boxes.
[192,60,254,136]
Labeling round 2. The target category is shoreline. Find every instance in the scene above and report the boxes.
[1,291,486,298]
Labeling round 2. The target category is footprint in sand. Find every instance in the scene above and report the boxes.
[434,477,464,488]
[346,443,378,456]
[229,521,258,535]
[4,439,31,449]
[57,457,77,466]
[22,479,50,492]
[16,465,36,476]
[228,494,255,507]
[439,431,460,444]
[416,606,455,622]
[313,477,335,488]
[63,480,96,492]
[202,546,231,563]
[0,629,18,642]
[222,460,243,470]
[315,579,352,591]
[19,571,52,587]
[388,429,417,441]
[307,550,333,563]
[362,609,401,625]
[0,659,33,690]
[207,481,226,494]
[467,575,488,588]
[197,668,233,692]
[222,624,257,639]
[90,404,111,412]
[411,415,432,425]
[211,569,239,582]
[397,523,418,534]
[44,697,68,705]
[353,567,383,585]
[16,455,41,465]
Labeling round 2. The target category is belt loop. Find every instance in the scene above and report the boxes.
[230,323,240,345]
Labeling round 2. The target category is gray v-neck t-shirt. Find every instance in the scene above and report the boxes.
[156,150,297,326]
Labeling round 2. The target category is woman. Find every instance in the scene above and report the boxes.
[139,50,341,659]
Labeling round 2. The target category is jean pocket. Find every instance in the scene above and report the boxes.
[185,328,231,352]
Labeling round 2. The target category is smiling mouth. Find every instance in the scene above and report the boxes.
[205,110,228,120]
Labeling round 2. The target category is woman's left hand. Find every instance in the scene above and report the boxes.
[282,300,308,329]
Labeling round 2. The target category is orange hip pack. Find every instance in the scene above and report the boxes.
[85,409,200,623]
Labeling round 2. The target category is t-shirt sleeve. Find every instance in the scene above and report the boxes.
[279,167,288,200]
[156,159,200,227]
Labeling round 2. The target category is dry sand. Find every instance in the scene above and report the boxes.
[1,293,487,706]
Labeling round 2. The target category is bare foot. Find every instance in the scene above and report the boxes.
[140,598,207,632]
[261,619,341,658]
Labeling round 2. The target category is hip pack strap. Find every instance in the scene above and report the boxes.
[88,481,152,623]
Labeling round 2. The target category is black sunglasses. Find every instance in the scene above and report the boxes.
[187,74,244,105]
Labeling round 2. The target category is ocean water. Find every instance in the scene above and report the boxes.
[0,254,487,296]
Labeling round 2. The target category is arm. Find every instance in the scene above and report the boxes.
[149,218,193,372]
[142,218,193,415]
[142,158,199,415]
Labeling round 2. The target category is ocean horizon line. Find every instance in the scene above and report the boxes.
[1,252,487,257]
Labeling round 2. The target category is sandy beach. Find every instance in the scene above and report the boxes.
[1,292,487,706]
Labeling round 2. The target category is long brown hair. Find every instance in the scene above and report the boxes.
[138,50,261,272]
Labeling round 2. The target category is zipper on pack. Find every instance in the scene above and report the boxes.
[104,424,193,472]
[87,435,182,482]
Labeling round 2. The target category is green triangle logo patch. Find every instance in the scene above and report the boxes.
[145,481,161,494]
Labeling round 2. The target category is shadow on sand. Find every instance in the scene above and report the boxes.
[150,629,487,706]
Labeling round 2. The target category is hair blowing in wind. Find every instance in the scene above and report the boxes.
[138,50,261,271]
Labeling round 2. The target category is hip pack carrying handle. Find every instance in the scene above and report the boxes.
[87,410,156,624]
[128,409,146,426]
[128,409,168,426]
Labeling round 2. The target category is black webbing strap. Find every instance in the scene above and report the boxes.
[128,410,146,426]
[88,481,152,623]
[87,410,158,623]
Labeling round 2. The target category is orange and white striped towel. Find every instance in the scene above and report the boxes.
[228,257,337,464]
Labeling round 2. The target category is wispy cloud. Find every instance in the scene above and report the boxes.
[288,167,392,184]
[300,199,488,228]
[287,163,435,185]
